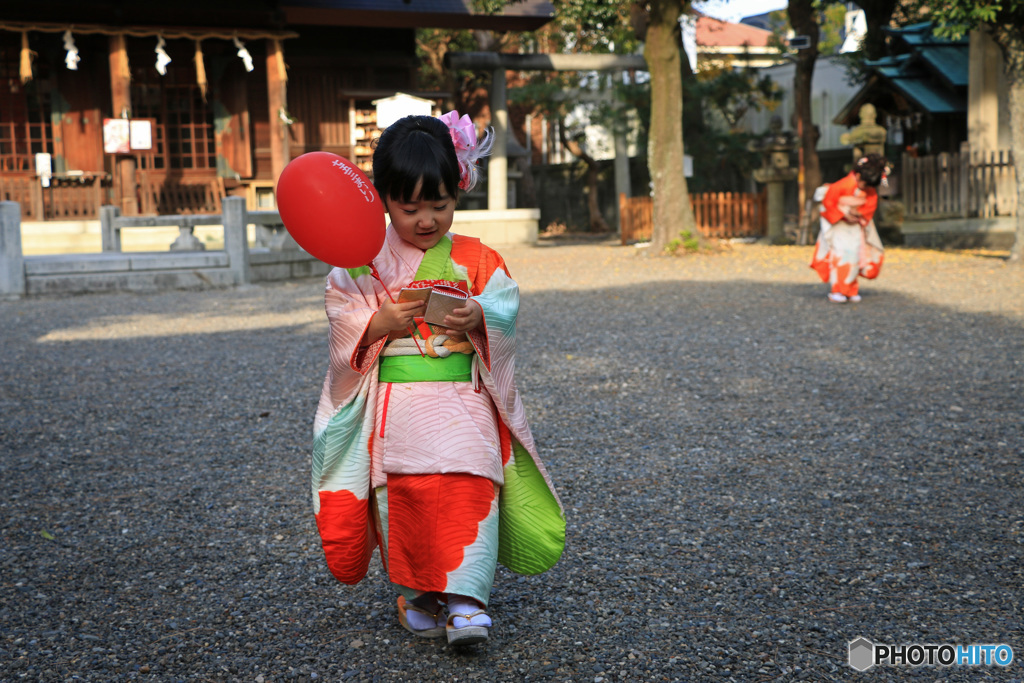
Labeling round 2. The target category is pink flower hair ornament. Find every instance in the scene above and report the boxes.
[438,110,494,192]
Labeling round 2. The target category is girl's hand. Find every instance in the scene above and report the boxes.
[443,301,483,335]
[378,300,425,332]
[364,300,424,344]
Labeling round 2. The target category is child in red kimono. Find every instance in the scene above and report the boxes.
[811,154,888,303]
[309,113,565,646]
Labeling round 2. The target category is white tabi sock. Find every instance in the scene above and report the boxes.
[446,595,492,629]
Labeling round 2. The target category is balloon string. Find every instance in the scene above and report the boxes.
[369,262,425,357]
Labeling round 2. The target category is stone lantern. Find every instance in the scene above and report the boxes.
[839,103,887,163]
[751,116,798,244]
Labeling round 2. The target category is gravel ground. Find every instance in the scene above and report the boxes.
[1,240,1022,682]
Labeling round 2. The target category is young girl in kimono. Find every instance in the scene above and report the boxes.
[309,112,565,646]
[810,154,888,303]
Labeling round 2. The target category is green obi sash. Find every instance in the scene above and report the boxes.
[378,353,473,383]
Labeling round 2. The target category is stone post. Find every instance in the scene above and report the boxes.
[100,205,122,252]
[488,67,509,211]
[752,167,797,245]
[764,181,786,244]
[751,117,799,245]
[222,197,251,285]
[0,201,26,298]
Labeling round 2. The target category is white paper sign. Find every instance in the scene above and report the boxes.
[130,120,153,150]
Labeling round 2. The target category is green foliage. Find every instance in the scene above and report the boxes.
[549,0,638,51]
[819,3,848,54]
[429,0,783,196]
[415,28,484,93]
[505,0,641,163]
[830,51,874,88]
[764,9,792,53]
[590,63,779,193]
[693,67,781,129]
[664,230,702,255]
[931,0,1024,39]
[472,0,515,14]
[764,2,849,56]
[681,68,780,192]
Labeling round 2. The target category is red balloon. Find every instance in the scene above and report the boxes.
[276,152,386,268]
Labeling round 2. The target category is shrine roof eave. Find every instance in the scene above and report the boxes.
[887,76,965,115]
[833,73,965,126]
[908,46,969,89]
[281,0,555,32]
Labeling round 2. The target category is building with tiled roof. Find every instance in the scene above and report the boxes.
[691,13,783,69]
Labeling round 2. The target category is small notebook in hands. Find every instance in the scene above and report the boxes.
[397,284,470,326]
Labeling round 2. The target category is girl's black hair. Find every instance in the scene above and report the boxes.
[372,115,461,204]
[854,153,888,188]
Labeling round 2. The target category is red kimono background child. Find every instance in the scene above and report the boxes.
[810,154,888,303]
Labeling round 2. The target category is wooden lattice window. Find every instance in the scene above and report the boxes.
[0,42,53,173]
[131,61,215,172]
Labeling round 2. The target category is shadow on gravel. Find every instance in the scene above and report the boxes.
[1,279,1021,681]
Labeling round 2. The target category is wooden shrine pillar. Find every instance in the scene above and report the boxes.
[266,39,289,185]
[108,34,138,215]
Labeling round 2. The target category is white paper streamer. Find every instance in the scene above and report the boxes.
[155,36,171,75]
[62,30,80,70]
[232,36,254,72]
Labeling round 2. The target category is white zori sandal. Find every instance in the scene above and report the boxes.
[445,596,492,645]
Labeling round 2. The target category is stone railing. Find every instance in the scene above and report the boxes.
[1,199,541,298]
[1,197,330,298]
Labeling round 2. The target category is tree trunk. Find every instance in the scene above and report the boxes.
[788,0,822,234]
[857,0,897,61]
[644,0,698,253]
[991,23,1024,262]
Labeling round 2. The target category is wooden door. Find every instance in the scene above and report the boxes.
[54,67,104,173]
[213,60,253,178]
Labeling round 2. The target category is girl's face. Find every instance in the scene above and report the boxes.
[386,180,456,251]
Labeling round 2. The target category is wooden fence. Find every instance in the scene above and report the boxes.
[45,177,109,220]
[0,176,42,221]
[619,191,767,244]
[902,144,1017,218]
[0,174,109,221]
[139,173,225,215]
[1,172,224,219]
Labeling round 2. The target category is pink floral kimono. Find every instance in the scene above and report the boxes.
[310,226,565,607]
